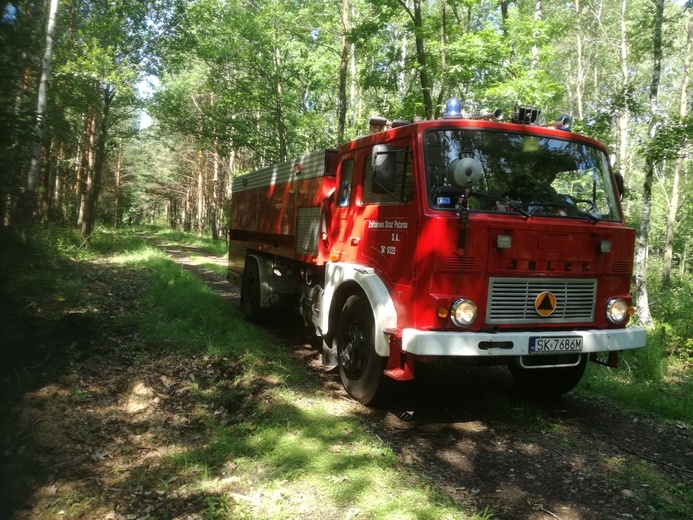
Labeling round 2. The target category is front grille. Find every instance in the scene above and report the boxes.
[487,277,596,324]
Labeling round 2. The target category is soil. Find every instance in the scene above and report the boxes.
[1,236,690,520]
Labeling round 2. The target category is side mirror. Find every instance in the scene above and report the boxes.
[372,144,397,194]
[614,173,625,200]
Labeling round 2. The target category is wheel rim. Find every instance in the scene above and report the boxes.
[340,321,367,379]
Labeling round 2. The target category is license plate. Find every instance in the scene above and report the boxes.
[529,336,583,354]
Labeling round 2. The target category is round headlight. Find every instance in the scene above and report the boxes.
[450,299,477,327]
[606,298,628,323]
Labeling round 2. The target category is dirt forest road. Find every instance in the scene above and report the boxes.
[149,237,692,520]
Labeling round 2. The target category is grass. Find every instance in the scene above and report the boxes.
[578,330,693,426]
[139,224,229,257]
[0,225,491,519]
[618,461,693,518]
[4,224,691,518]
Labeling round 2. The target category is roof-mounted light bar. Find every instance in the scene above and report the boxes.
[436,99,571,130]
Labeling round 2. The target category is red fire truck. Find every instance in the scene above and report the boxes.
[227,100,647,405]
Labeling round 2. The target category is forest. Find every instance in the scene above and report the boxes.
[2,1,693,517]
[2,0,693,342]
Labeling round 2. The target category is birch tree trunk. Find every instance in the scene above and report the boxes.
[574,0,585,121]
[20,0,59,242]
[662,8,693,287]
[617,0,630,180]
[337,0,350,145]
[634,0,664,329]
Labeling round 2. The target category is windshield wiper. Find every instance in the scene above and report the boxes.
[527,201,603,223]
[469,192,531,217]
[576,210,601,223]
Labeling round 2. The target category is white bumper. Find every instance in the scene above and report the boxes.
[402,327,648,357]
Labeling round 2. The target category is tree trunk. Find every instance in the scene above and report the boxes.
[499,0,509,37]
[531,0,542,70]
[20,0,59,242]
[662,8,693,287]
[114,141,123,229]
[197,149,204,237]
[574,0,585,120]
[617,0,630,182]
[78,109,97,229]
[634,0,664,329]
[37,140,54,222]
[413,0,433,119]
[81,86,114,240]
[211,154,219,241]
[434,0,447,119]
[337,0,350,145]
[398,0,433,119]
[273,41,287,161]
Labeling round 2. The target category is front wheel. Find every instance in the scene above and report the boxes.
[508,354,587,396]
[241,259,263,322]
[336,293,388,406]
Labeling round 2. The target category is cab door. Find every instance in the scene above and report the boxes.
[357,141,417,291]
[330,153,356,259]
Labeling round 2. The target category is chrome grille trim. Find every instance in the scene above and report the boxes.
[487,277,597,324]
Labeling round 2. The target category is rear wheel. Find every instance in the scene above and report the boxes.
[336,293,387,406]
[508,354,587,396]
[241,260,263,322]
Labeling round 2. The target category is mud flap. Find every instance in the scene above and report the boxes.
[321,335,338,367]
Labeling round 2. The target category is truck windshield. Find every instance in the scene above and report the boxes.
[424,129,622,222]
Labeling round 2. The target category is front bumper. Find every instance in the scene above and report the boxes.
[402,327,647,357]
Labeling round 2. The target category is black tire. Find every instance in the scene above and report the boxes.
[241,259,263,322]
[508,354,587,396]
[336,293,388,406]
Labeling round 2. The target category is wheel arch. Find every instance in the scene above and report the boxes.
[322,263,397,357]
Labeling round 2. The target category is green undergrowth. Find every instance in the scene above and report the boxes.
[111,233,484,518]
[138,224,229,257]
[578,330,693,426]
[0,226,111,412]
[1,226,489,519]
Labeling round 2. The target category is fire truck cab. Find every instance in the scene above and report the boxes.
[228,100,647,405]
